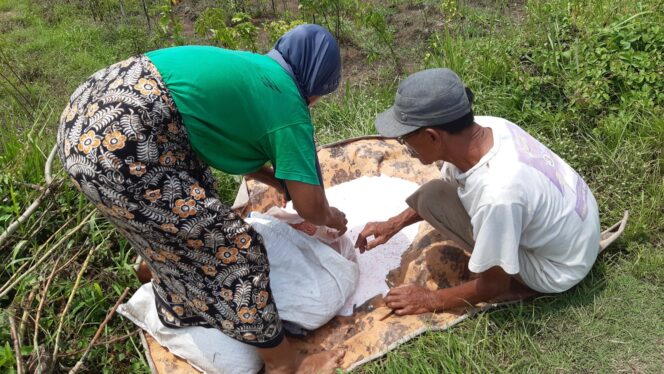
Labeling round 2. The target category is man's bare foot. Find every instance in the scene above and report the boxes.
[490,278,540,303]
[296,349,345,374]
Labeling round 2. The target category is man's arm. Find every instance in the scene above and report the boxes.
[355,207,423,253]
[384,266,517,315]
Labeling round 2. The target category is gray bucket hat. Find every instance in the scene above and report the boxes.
[376,68,472,137]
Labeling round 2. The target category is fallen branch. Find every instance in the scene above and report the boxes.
[0,181,59,249]
[18,182,45,192]
[0,211,75,296]
[51,239,103,364]
[32,257,61,353]
[68,287,131,374]
[0,144,59,249]
[0,210,96,299]
[58,329,140,358]
[54,246,87,274]
[9,310,24,374]
[45,144,57,185]
[22,200,56,240]
[19,286,37,341]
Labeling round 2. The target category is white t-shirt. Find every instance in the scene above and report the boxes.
[441,116,600,293]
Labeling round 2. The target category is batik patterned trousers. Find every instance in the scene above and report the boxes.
[57,55,283,347]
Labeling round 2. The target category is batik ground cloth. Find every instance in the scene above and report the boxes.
[140,137,628,372]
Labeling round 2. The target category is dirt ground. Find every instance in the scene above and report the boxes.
[171,0,526,85]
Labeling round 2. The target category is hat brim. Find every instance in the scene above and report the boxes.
[375,107,420,138]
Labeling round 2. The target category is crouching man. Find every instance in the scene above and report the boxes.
[355,68,600,315]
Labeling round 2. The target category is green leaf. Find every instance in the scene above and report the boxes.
[94,282,103,298]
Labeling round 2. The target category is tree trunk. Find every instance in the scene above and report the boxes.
[141,0,152,30]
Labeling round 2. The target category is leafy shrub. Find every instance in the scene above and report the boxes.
[194,8,258,51]
[263,19,305,45]
[526,12,664,118]
[156,1,184,45]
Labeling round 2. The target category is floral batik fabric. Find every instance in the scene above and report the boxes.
[57,55,283,348]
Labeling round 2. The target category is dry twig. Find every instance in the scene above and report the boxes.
[45,144,57,185]
[31,257,61,374]
[0,210,75,297]
[68,287,131,374]
[18,182,46,192]
[0,210,96,299]
[22,200,56,241]
[0,180,60,249]
[58,329,140,358]
[52,237,91,276]
[18,286,37,341]
[51,239,103,364]
[9,310,24,374]
[0,144,59,249]
[33,257,61,352]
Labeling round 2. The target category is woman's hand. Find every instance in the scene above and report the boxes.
[285,179,347,234]
[325,206,347,235]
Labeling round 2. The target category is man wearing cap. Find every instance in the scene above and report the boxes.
[355,68,601,315]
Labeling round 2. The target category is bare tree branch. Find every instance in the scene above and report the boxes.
[68,287,131,374]
[0,210,96,299]
[9,310,24,374]
[58,329,139,358]
[52,239,105,364]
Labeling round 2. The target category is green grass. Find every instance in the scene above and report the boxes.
[361,256,664,373]
[1,0,662,372]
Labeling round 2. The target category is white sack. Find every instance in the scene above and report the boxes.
[284,176,421,316]
[119,214,359,374]
[247,213,359,329]
[119,176,420,373]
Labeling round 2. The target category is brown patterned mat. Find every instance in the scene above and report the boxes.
[141,137,628,372]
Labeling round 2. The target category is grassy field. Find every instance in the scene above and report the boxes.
[0,0,662,373]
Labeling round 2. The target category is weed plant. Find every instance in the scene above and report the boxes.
[0,0,662,373]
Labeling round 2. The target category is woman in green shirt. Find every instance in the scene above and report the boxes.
[57,24,346,373]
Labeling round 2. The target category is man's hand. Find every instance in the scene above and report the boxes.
[354,220,400,253]
[383,267,522,317]
[355,207,422,253]
[384,284,434,315]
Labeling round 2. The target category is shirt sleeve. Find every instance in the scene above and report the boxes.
[265,123,320,185]
[467,202,524,275]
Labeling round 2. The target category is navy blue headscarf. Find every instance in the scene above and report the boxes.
[266,24,341,103]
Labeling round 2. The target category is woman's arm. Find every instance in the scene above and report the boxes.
[245,166,284,193]
[285,179,347,234]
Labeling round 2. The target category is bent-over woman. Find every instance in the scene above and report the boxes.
[57,24,347,373]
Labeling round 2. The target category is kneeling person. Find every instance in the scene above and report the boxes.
[355,69,600,315]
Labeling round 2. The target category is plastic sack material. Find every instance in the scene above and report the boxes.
[119,213,358,374]
[258,206,357,262]
[248,213,358,329]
